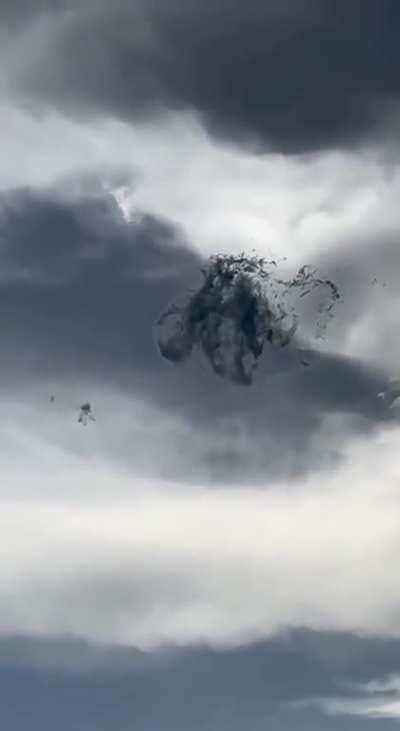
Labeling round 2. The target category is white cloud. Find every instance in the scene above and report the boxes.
[2,411,400,649]
[296,675,400,719]
[1,98,400,268]
[2,98,400,368]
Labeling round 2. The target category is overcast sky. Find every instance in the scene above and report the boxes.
[2,2,400,729]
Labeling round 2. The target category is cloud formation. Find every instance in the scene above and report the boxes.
[1,3,400,727]
[1,424,400,649]
[297,675,400,720]
[4,1,400,154]
[0,186,389,486]
[157,254,340,384]
[3,630,400,730]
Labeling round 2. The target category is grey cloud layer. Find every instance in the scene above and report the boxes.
[4,0,400,153]
[0,186,391,484]
[1,630,400,730]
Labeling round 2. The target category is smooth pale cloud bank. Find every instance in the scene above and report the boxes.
[1,423,400,647]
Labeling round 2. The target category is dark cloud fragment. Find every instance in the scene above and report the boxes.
[78,401,95,425]
[156,253,340,385]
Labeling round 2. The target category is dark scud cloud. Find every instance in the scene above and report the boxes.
[0,185,391,484]
[4,0,400,153]
[157,253,340,385]
[1,630,400,730]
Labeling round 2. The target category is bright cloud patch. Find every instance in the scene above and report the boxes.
[1,423,400,648]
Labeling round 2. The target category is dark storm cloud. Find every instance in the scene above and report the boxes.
[1,630,400,730]
[0,186,192,285]
[5,0,400,153]
[0,186,390,484]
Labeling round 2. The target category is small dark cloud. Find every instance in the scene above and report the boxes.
[78,401,95,425]
[156,254,339,384]
[5,0,400,153]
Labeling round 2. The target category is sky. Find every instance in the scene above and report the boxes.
[2,1,400,729]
